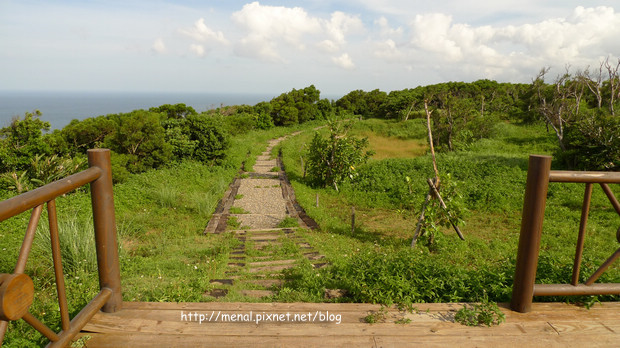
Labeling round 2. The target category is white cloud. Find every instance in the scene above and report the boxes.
[375,16,403,37]
[232,2,321,61]
[323,11,364,46]
[384,6,620,81]
[151,38,166,54]
[179,18,229,45]
[332,53,355,69]
[410,13,462,61]
[373,39,403,61]
[317,39,339,53]
[189,44,206,57]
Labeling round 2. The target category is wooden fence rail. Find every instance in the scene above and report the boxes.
[511,155,620,313]
[0,149,122,347]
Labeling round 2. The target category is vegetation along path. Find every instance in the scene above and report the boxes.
[204,133,325,300]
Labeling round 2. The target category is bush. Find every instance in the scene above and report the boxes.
[305,120,373,191]
[184,114,230,164]
[559,113,620,170]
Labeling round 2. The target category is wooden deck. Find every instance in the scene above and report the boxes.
[75,301,619,347]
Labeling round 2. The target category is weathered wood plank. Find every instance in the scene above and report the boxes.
[73,333,377,347]
[76,302,619,348]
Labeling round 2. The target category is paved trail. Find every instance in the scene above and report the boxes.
[204,134,326,300]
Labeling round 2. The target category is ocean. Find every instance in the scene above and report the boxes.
[0,91,278,130]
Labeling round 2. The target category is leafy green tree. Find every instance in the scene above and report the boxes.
[184,114,230,164]
[305,120,373,191]
[149,103,197,119]
[336,89,387,118]
[0,110,51,172]
[162,118,197,159]
[61,116,116,154]
[559,112,620,170]
[106,110,172,172]
[270,85,321,126]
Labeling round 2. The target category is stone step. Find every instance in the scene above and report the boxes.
[209,279,234,286]
[247,264,295,274]
[248,259,297,267]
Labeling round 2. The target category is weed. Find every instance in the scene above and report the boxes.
[277,217,299,228]
[227,216,241,229]
[71,334,92,347]
[234,194,244,200]
[230,206,250,214]
[454,293,505,327]
[364,306,388,324]
[270,166,280,172]
[395,317,412,324]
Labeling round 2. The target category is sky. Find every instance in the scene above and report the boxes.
[1,0,619,96]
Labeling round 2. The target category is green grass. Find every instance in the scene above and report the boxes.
[1,118,618,346]
[0,123,315,346]
[278,119,620,305]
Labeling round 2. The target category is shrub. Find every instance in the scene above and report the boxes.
[305,120,373,191]
[184,114,230,164]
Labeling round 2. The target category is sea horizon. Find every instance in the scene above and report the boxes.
[1,90,333,130]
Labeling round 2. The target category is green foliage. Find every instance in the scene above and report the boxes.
[330,246,513,305]
[106,110,172,172]
[184,114,230,164]
[417,174,467,248]
[149,103,197,119]
[34,216,99,275]
[336,89,387,119]
[364,306,388,323]
[454,293,505,327]
[0,110,51,172]
[277,217,299,228]
[29,154,87,186]
[61,116,116,154]
[305,120,373,191]
[559,112,620,170]
[270,85,322,126]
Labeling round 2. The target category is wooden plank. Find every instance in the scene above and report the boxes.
[73,332,377,347]
[82,315,566,337]
[87,306,617,327]
[374,333,619,348]
[75,302,620,347]
[74,330,619,348]
[118,301,620,320]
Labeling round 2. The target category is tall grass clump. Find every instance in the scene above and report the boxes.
[34,216,98,274]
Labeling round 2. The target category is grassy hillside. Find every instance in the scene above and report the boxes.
[277,118,619,305]
[0,117,618,346]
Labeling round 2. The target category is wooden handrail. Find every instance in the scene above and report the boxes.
[0,149,122,346]
[511,155,620,313]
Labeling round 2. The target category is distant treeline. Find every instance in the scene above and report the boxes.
[1,67,619,193]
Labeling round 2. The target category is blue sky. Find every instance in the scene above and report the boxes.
[1,1,619,96]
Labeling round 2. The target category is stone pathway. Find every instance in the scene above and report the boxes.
[204,134,326,300]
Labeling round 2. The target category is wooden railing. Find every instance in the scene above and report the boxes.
[0,149,122,347]
[511,155,620,313]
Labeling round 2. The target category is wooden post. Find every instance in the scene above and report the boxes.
[510,155,552,313]
[316,193,319,208]
[88,149,122,313]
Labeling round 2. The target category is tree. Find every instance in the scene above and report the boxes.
[106,110,172,172]
[149,103,197,119]
[183,114,230,164]
[270,85,322,126]
[532,67,581,152]
[0,110,51,172]
[604,57,620,116]
[61,116,116,154]
[305,119,373,191]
